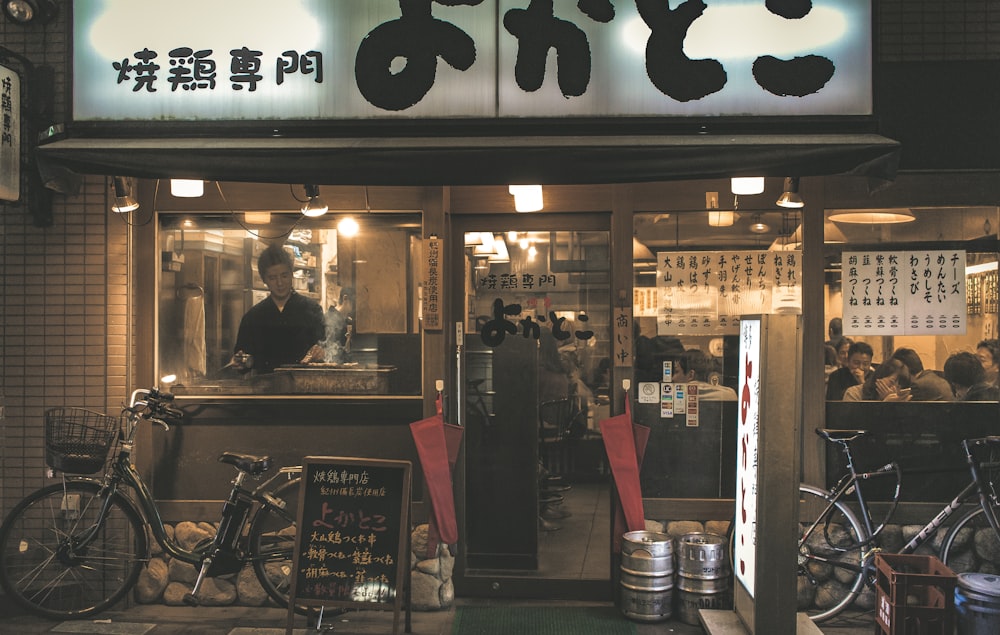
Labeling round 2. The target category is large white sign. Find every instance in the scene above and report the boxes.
[0,62,20,202]
[655,250,801,335]
[72,0,872,121]
[842,250,966,335]
[735,317,761,597]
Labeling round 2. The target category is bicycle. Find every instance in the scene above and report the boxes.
[798,428,1000,622]
[0,384,306,620]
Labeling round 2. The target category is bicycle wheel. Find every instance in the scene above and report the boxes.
[940,502,1000,574]
[0,480,147,620]
[797,484,868,623]
[248,477,301,608]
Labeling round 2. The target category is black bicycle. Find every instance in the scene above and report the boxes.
[798,428,1000,622]
[0,384,305,620]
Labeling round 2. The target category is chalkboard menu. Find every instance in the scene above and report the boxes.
[285,456,412,635]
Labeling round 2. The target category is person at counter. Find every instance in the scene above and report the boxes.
[230,243,326,374]
[976,338,1000,386]
[842,358,912,402]
[675,349,737,401]
[891,347,954,401]
[944,351,1000,401]
[826,341,874,400]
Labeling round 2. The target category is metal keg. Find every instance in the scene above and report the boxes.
[676,532,732,625]
[620,530,675,623]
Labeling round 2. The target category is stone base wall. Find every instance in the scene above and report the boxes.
[135,521,454,611]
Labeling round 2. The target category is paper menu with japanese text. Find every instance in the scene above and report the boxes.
[842,250,965,335]
[654,251,802,336]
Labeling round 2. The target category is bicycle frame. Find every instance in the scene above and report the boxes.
[71,389,300,569]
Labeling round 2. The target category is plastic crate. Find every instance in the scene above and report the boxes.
[874,553,957,635]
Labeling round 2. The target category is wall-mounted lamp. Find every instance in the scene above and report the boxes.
[731,176,764,196]
[509,184,543,213]
[776,177,804,208]
[170,179,204,198]
[2,0,58,24]
[827,208,915,224]
[110,176,139,213]
[300,184,328,217]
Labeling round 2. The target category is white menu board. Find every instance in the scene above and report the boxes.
[655,251,801,336]
[842,250,965,335]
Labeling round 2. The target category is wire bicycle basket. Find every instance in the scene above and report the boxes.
[44,407,120,474]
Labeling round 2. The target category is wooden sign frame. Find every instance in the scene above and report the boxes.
[285,456,412,635]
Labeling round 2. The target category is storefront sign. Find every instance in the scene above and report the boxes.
[654,250,801,335]
[422,238,442,330]
[612,305,633,367]
[72,0,872,122]
[842,250,966,335]
[0,62,19,202]
[734,317,761,598]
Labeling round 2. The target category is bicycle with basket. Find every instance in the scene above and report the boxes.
[0,383,306,620]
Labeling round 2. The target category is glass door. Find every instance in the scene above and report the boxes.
[452,214,613,599]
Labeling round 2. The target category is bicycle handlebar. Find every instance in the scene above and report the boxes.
[126,386,184,426]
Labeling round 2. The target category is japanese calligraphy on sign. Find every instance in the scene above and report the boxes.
[73,0,872,122]
[841,250,966,335]
[0,63,19,202]
[654,250,802,335]
[289,456,410,626]
[422,238,442,330]
[734,317,761,597]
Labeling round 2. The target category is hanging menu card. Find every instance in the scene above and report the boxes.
[655,251,802,336]
[286,457,411,635]
[842,250,966,335]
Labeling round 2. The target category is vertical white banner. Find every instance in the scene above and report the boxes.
[735,318,761,597]
[0,62,20,202]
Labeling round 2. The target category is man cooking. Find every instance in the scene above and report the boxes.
[230,243,326,374]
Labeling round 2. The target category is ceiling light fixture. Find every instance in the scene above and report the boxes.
[731,176,765,196]
[749,214,769,234]
[110,176,139,213]
[243,211,271,225]
[776,177,804,208]
[2,0,58,24]
[337,216,359,237]
[509,184,543,213]
[300,184,328,217]
[827,208,915,224]
[705,190,735,227]
[170,179,204,198]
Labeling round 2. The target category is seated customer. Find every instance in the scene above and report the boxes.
[976,338,1000,386]
[826,341,874,400]
[944,351,1000,401]
[843,358,911,402]
[675,349,737,401]
[890,347,954,401]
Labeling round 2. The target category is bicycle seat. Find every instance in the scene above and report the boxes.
[816,428,869,444]
[218,452,271,476]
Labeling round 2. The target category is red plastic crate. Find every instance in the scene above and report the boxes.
[874,553,957,635]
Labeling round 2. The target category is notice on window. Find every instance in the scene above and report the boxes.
[655,251,801,336]
[842,250,966,335]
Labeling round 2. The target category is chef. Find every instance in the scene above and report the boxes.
[230,243,326,374]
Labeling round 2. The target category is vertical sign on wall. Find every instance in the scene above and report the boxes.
[422,237,442,330]
[0,62,20,202]
[735,317,761,598]
[612,306,633,368]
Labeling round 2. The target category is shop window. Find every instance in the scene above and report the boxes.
[156,212,423,397]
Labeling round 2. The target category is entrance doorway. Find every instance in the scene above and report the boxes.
[452,214,613,599]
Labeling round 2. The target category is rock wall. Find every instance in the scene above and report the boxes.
[135,521,455,610]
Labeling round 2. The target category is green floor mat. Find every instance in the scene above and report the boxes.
[452,606,637,635]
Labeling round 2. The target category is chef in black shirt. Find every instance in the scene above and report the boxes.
[230,243,326,374]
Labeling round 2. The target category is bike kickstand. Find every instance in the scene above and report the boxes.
[183,556,213,606]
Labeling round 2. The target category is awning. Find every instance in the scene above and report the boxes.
[35,133,900,189]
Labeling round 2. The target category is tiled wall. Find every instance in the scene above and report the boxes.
[1,10,128,516]
[2,3,1000,520]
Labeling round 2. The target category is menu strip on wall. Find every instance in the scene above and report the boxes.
[842,250,966,335]
[285,457,411,635]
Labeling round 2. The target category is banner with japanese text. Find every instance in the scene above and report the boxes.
[0,62,19,202]
[654,250,802,336]
[842,250,966,335]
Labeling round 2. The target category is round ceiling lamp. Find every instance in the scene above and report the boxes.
[827,208,915,224]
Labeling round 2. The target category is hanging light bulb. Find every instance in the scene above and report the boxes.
[300,184,328,217]
[337,216,359,237]
[731,177,765,195]
[508,185,543,212]
[111,176,139,213]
